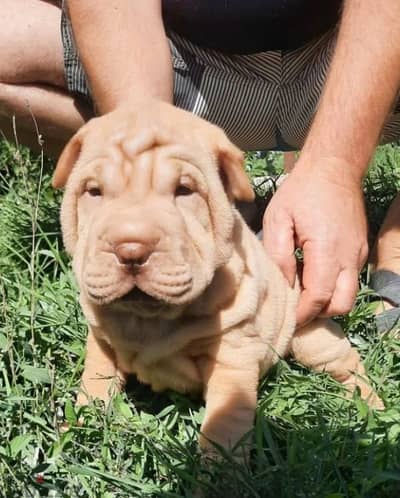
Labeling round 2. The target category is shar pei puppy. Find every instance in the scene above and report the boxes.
[53,102,382,457]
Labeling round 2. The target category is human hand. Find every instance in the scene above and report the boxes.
[263,157,368,327]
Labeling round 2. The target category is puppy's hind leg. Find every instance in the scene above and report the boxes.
[290,318,384,409]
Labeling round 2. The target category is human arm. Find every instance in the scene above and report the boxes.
[263,0,400,325]
[66,0,173,113]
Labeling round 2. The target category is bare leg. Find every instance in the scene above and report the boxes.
[0,0,93,157]
[291,318,383,409]
[0,83,92,156]
[370,191,400,312]
[370,193,400,274]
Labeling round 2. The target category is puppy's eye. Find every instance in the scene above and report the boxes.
[88,187,102,197]
[84,181,102,197]
[175,176,196,197]
[175,185,194,196]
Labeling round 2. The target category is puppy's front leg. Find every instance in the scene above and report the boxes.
[291,318,384,409]
[199,355,259,460]
[77,326,125,406]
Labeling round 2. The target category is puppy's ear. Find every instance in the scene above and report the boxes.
[52,128,86,188]
[218,141,255,202]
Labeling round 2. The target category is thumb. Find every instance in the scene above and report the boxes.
[263,207,297,287]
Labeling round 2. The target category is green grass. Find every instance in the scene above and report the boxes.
[0,140,400,498]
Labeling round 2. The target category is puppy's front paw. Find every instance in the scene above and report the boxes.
[77,370,125,407]
[199,432,250,466]
[342,375,384,410]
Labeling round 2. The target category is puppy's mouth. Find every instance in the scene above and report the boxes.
[119,287,163,306]
[84,258,195,316]
[108,285,173,317]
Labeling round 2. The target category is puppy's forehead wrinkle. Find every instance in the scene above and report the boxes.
[82,141,211,198]
[126,155,152,194]
[158,145,215,177]
[153,159,183,195]
[154,150,211,196]
[122,147,182,196]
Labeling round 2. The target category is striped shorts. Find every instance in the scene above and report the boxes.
[61,14,400,152]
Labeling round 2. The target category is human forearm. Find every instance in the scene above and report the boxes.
[265,1,400,325]
[67,0,173,114]
[300,0,400,181]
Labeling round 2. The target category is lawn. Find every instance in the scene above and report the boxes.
[0,139,399,498]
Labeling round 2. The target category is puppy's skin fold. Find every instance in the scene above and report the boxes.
[54,102,383,458]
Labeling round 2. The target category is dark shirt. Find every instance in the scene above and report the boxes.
[162,0,342,54]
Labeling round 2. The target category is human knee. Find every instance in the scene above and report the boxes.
[0,82,13,117]
[0,0,65,87]
[0,82,24,119]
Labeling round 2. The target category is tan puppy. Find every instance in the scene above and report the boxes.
[53,102,382,457]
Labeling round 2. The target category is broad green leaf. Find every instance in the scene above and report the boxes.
[9,434,33,458]
[113,394,134,419]
[21,365,51,384]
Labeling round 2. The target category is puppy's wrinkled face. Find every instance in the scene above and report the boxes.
[62,138,236,317]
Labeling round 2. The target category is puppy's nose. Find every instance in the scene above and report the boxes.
[115,242,151,266]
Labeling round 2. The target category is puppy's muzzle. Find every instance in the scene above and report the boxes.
[84,216,194,310]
